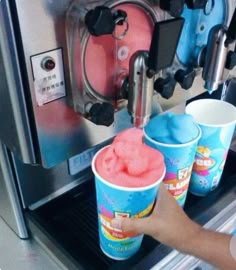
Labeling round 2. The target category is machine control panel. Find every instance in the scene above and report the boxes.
[31,48,66,106]
[41,56,56,71]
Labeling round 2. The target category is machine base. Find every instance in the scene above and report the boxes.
[26,150,236,270]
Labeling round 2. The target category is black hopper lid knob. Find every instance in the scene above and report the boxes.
[159,0,185,17]
[89,103,114,126]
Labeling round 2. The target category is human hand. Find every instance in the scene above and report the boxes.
[111,183,201,252]
[111,184,236,269]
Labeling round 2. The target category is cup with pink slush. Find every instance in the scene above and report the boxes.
[143,112,201,207]
[92,128,165,260]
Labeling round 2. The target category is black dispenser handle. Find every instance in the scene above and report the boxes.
[185,0,208,9]
[160,0,208,17]
[225,7,236,46]
[225,8,236,70]
[147,18,185,77]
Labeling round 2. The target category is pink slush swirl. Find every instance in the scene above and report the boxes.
[95,128,165,188]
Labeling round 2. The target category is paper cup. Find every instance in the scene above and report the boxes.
[186,99,236,196]
[143,125,201,207]
[92,146,165,260]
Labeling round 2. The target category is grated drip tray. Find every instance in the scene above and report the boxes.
[28,178,158,270]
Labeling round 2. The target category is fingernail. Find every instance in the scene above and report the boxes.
[230,235,236,260]
[111,218,122,229]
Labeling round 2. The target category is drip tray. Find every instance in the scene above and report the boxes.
[26,176,159,270]
[26,150,236,270]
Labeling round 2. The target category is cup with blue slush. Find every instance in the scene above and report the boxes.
[143,112,201,207]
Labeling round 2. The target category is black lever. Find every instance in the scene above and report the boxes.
[225,7,236,46]
[175,68,196,89]
[225,45,236,70]
[225,8,236,70]
[159,0,208,17]
[185,0,208,9]
[154,76,176,99]
[147,17,185,78]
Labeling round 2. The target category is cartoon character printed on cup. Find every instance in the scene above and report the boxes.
[190,126,233,195]
[193,146,214,176]
[193,145,228,188]
[191,146,228,193]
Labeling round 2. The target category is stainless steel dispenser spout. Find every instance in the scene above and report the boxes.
[202,25,228,92]
[202,7,236,92]
[127,18,185,128]
[128,51,154,128]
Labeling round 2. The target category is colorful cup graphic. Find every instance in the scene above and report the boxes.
[186,99,236,196]
[92,146,165,260]
[143,126,201,207]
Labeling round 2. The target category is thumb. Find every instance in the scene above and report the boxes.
[111,217,151,235]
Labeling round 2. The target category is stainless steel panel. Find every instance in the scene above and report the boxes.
[12,149,93,208]
[1,0,235,168]
[12,0,160,168]
[0,142,28,238]
[0,217,62,270]
[13,0,232,168]
[0,0,35,164]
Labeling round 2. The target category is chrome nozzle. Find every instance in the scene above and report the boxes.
[128,51,154,128]
[202,25,228,92]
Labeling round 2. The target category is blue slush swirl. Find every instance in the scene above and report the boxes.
[144,112,199,144]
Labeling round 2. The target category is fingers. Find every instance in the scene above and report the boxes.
[156,183,180,209]
[110,184,181,239]
[111,216,151,235]
[110,184,174,235]
[158,183,174,201]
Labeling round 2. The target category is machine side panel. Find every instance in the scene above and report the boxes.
[0,0,35,163]
[0,143,28,238]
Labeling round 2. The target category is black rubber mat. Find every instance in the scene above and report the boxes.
[29,175,159,270]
